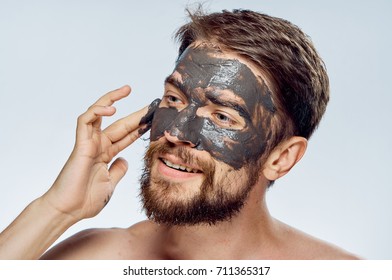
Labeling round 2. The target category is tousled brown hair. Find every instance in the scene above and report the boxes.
[175,8,329,153]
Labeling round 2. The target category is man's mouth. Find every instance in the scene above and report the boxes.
[161,158,201,173]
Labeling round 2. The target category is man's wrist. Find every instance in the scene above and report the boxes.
[37,195,80,229]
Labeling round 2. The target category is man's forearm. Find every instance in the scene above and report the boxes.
[0,196,76,259]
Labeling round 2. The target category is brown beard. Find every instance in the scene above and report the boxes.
[139,141,261,226]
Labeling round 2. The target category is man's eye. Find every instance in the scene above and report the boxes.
[213,112,236,127]
[168,96,180,103]
[165,95,182,106]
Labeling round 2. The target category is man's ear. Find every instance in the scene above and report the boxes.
[262,136,308,181]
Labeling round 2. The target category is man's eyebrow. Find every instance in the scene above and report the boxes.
[206,93,251,121]
[164,75,186,93]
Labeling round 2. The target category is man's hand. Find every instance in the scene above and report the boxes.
[0,85,159,259]
[42,85,153,222]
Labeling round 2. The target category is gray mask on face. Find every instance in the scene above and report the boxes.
[150,46,275,170]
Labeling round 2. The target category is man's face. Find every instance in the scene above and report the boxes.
[140,44,275,225]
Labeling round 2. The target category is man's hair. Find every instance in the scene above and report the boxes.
[175,8,329,153]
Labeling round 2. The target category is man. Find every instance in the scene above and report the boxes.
[0,9,358,259]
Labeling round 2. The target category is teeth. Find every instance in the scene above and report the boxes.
[162,159,199,173]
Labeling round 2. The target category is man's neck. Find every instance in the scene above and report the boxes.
[159,187,278,259]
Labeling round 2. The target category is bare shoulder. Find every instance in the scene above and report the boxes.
[41,227,132,259]
[273,220,361,260]
[41,220,160,260]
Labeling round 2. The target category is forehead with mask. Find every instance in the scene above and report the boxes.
[150,44,276,170]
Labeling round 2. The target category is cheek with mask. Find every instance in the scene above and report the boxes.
[150,45,276,170]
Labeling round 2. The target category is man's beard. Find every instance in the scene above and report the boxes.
[139,141,262,226]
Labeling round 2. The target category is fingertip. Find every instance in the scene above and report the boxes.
[120,85,132,95]
[109,157,129,185]
[106,105,117,115]
[118,157,128,169]
[138,98,160,126]
[114,157,128,173]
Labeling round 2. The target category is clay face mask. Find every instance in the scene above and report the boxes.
[150,45,275,170]
[138,98,161,135]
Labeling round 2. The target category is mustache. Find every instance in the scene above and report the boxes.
[144,141,215,174]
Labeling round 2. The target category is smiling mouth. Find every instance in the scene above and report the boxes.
[161,158,201,173]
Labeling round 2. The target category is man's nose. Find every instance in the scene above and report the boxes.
[164,131,197,147]
[164,104,201,147]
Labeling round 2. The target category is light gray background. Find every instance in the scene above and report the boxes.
[1,0,391,259]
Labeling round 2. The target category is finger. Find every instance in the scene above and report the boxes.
[103,98,160,143]
[76,105,116,141]
[108,157,128,187]
[106,129,143,160]
[103,106,148,143]
[92,85,131,107]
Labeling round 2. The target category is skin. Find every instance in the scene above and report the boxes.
[0,86,150,259]
[139,44,275,226]
[138,98,161,135]
[0,48,360,260]
[150,45,275,169]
